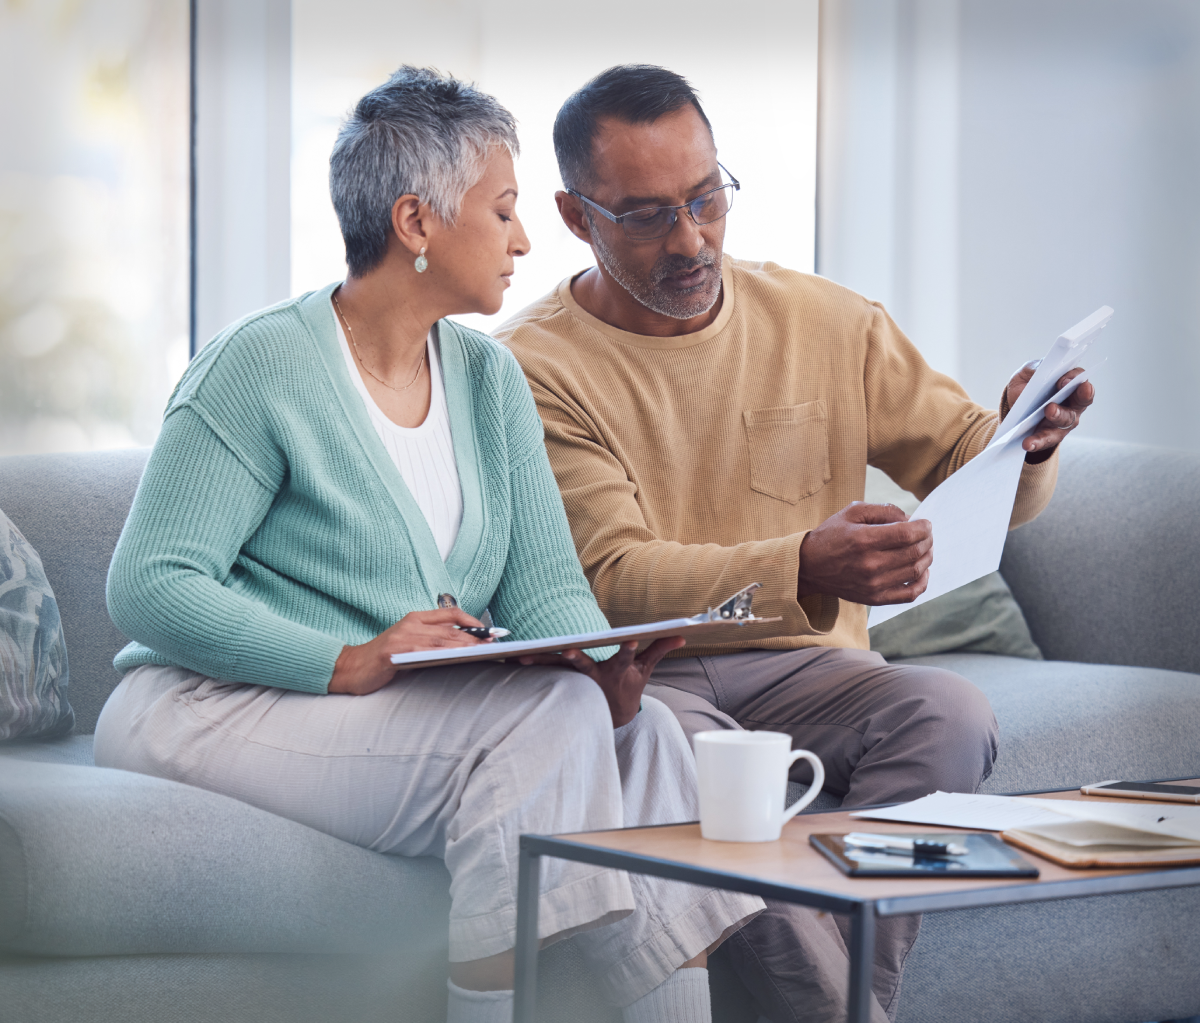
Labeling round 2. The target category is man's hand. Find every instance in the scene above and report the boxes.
[1005,364,1095,464]
[516,636,686,727]
[797,502,932,606]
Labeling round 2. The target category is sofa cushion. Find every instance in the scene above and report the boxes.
[896,653,1200,794]
[0,449,150,733]
[1001,438,1200,676]
[0,510,73,741]
[0,734,95,766]
[0,760,450,957]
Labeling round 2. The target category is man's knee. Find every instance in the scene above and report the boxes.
[896,666,999,780]
[930,670,997,746]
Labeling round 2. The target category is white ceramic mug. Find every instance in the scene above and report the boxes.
[694,730,825,842]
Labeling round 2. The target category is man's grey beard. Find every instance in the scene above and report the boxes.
[590,227,722,321]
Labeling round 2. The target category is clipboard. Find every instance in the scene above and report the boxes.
[389,583,782,670]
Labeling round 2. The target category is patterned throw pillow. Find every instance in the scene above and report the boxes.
[0,508,74,740]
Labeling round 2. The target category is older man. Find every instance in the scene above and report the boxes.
[497,65,1093,1021]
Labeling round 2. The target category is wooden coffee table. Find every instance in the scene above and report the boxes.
[513,779,1200,1023]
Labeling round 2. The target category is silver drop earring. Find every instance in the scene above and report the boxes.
[414,246,428,273]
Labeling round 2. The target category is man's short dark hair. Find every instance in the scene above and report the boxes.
[553,65,713,192]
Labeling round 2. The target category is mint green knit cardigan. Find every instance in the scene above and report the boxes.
[108,283,613,693]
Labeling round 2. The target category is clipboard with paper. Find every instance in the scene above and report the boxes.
[389,582,782,670]
[868,306,1113,628]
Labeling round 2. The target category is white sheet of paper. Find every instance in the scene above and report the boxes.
[867,366,1093,628]
[850,791,1071,831]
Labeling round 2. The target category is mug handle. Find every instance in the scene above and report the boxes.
[780,750,826,825]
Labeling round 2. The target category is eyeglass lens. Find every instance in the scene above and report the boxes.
[622,184,736,240]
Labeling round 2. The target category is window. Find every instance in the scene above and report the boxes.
[0,0,190,456]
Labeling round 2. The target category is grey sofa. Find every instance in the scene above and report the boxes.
[1,438,1199,1023]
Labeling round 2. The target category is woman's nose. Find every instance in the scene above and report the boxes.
[512,215,531,257]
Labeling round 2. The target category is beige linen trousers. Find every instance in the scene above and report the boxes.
[93,661,763,1007]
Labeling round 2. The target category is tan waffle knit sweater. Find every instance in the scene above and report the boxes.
[495,256,1058,656]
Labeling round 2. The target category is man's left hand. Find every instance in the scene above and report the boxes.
[1004,364,1095,464]
[515,636,686,728]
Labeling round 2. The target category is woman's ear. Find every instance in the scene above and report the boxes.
[390,194,428,256]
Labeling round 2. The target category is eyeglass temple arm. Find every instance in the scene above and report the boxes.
[567,189,621,224]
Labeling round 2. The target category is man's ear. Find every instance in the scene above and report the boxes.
[555,190,593,244]
[390,194,429,256]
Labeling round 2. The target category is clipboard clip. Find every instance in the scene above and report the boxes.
[689,583,770,625]
[437,593,510,640]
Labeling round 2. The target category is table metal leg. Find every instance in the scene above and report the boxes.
[513,845,542,1023]
[846,901,876,1023]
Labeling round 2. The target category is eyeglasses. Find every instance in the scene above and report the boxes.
[568,163,740,241]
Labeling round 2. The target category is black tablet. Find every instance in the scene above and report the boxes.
[810,833,1040,878]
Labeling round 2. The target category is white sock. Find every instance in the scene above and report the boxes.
[446,979,513,1023]
[622,967,711,1023]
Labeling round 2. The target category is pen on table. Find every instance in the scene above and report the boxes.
[843,833,969,858]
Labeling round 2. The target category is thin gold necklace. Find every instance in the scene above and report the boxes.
[332,288,426,392]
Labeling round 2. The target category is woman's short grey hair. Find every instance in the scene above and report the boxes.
[330,66,519,277]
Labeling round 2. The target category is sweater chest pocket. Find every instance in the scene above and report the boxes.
[742,402,831,505]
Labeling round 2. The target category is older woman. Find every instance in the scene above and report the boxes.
[93,68,762,1023]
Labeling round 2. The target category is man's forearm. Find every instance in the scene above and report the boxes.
[584,530,839,638]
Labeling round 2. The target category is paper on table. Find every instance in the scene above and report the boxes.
[850,790,1200,845]
[867,368,1093,628]
[850,791,1072,831]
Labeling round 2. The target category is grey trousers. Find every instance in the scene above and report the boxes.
[647,646,1000,1023]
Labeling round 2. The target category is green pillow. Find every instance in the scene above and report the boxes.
[868,571,1044,661]
[862,466,1043,661]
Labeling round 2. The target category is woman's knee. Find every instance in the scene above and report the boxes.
[526,668,615,748]
[632,694,693,743]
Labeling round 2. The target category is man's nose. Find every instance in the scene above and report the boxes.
[662,208,705,258]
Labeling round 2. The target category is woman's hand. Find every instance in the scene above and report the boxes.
[329,608,487,695]
[518,636,686,727]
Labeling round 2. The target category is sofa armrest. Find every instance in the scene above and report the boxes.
[0,760,450,957]
[1000,437,1200,674]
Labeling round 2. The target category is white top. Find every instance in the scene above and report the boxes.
[331,299,463,561]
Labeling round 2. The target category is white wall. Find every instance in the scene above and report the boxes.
[291,0,820,336]
[818,0,1200,452]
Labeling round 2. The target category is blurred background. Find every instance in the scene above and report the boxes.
[1,0,1197,456]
